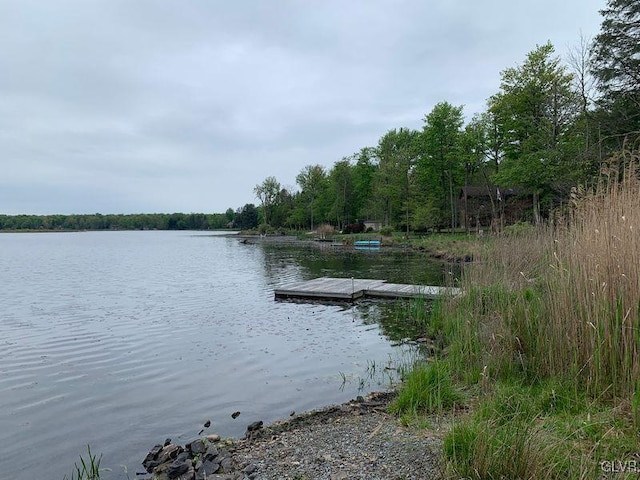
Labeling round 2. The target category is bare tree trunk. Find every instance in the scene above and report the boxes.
[533,191,541,225]
[480,167,498,232]
[448,171,455,232]
[463,169,469,235]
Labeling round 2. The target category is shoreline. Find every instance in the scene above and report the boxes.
[233,233,474,264]
[140,390,445,480]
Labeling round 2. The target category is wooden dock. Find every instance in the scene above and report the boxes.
[274,277,460,301]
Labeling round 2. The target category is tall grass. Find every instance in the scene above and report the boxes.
[440,150,640,398]
[545,155,640,397]
[389,359,462,416]
[398,150,640,478]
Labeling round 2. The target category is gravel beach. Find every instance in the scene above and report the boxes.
[229,392,444,480]
[142,392,446,480]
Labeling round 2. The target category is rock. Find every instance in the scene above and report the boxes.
[220,456,233,473]
[198,419,212,435]
[186,438,207,455]
[220,448,232,457]
[174,451,191,463]
[164,438,172,446]
[245,422,263,439]
[174,467,196,480]
[231,411,241,419]
[142,444,164,471]
[143,443,183,473]
[154,444,184,469]
[246,421,263,432]
[200,458,220,475]
[143,430,256,480]
[167,457,191,478]
[204,444,219,460]
[242,463,258,475]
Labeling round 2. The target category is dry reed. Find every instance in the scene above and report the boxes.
[443,149,640,398]
[547,151,640,397]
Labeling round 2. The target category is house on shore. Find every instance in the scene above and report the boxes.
[363,220,382,232]
[459,186,533,230]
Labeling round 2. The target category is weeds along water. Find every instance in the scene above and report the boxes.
[392,151,640,479]
[334,296,451,396]
[63,446,101,480]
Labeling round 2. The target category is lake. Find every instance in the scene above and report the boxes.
[0,231,453,479]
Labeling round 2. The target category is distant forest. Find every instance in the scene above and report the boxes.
[0,212,234,231]
[3,1,638,234]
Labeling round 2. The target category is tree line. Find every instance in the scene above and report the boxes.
[246,0,639,233]
[0,212,235,231]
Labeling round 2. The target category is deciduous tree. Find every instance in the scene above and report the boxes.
[296,164,327,230]
[489,43,580,221]
[373,128,419,231]
[416,102,464,230]
[253,176,281,227]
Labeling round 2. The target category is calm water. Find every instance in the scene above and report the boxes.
[0,231,451,479]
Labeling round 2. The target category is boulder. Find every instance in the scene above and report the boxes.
[167,457,191,478]
[186,438,207,455]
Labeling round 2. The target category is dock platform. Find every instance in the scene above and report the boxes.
[274,277,459,302]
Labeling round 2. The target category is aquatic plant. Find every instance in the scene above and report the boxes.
[63,445,102,480]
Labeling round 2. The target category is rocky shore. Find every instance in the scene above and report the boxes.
[140,391,444,480]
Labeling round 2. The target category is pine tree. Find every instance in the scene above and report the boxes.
[591,0,640,143]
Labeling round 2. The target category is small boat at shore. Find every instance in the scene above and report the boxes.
[354,239,381,247]
[354,239,381,251]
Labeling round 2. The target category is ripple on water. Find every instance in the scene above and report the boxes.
[0,232,448,480]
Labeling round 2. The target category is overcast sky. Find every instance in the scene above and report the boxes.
[1,1,604,215]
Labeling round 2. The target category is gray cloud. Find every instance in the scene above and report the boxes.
[0,0,603,214]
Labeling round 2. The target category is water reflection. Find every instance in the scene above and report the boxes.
[258,241,458,286]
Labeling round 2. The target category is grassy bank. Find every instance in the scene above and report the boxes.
[392,153,640,479]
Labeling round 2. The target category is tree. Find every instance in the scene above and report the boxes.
[373,128,419,231]
[566,33,601,170]
[489,43,581,222]
[591,0,640,146]
[352,147,377,221]
[296,164,327,230]
[253,176,281,227]
[459,115,493,232]
[225,208,235,223]
[326,159,355,228]
[270,187,293,229]
[233,204,259,230]
[417,102,464,230]
[568,33,597,116]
